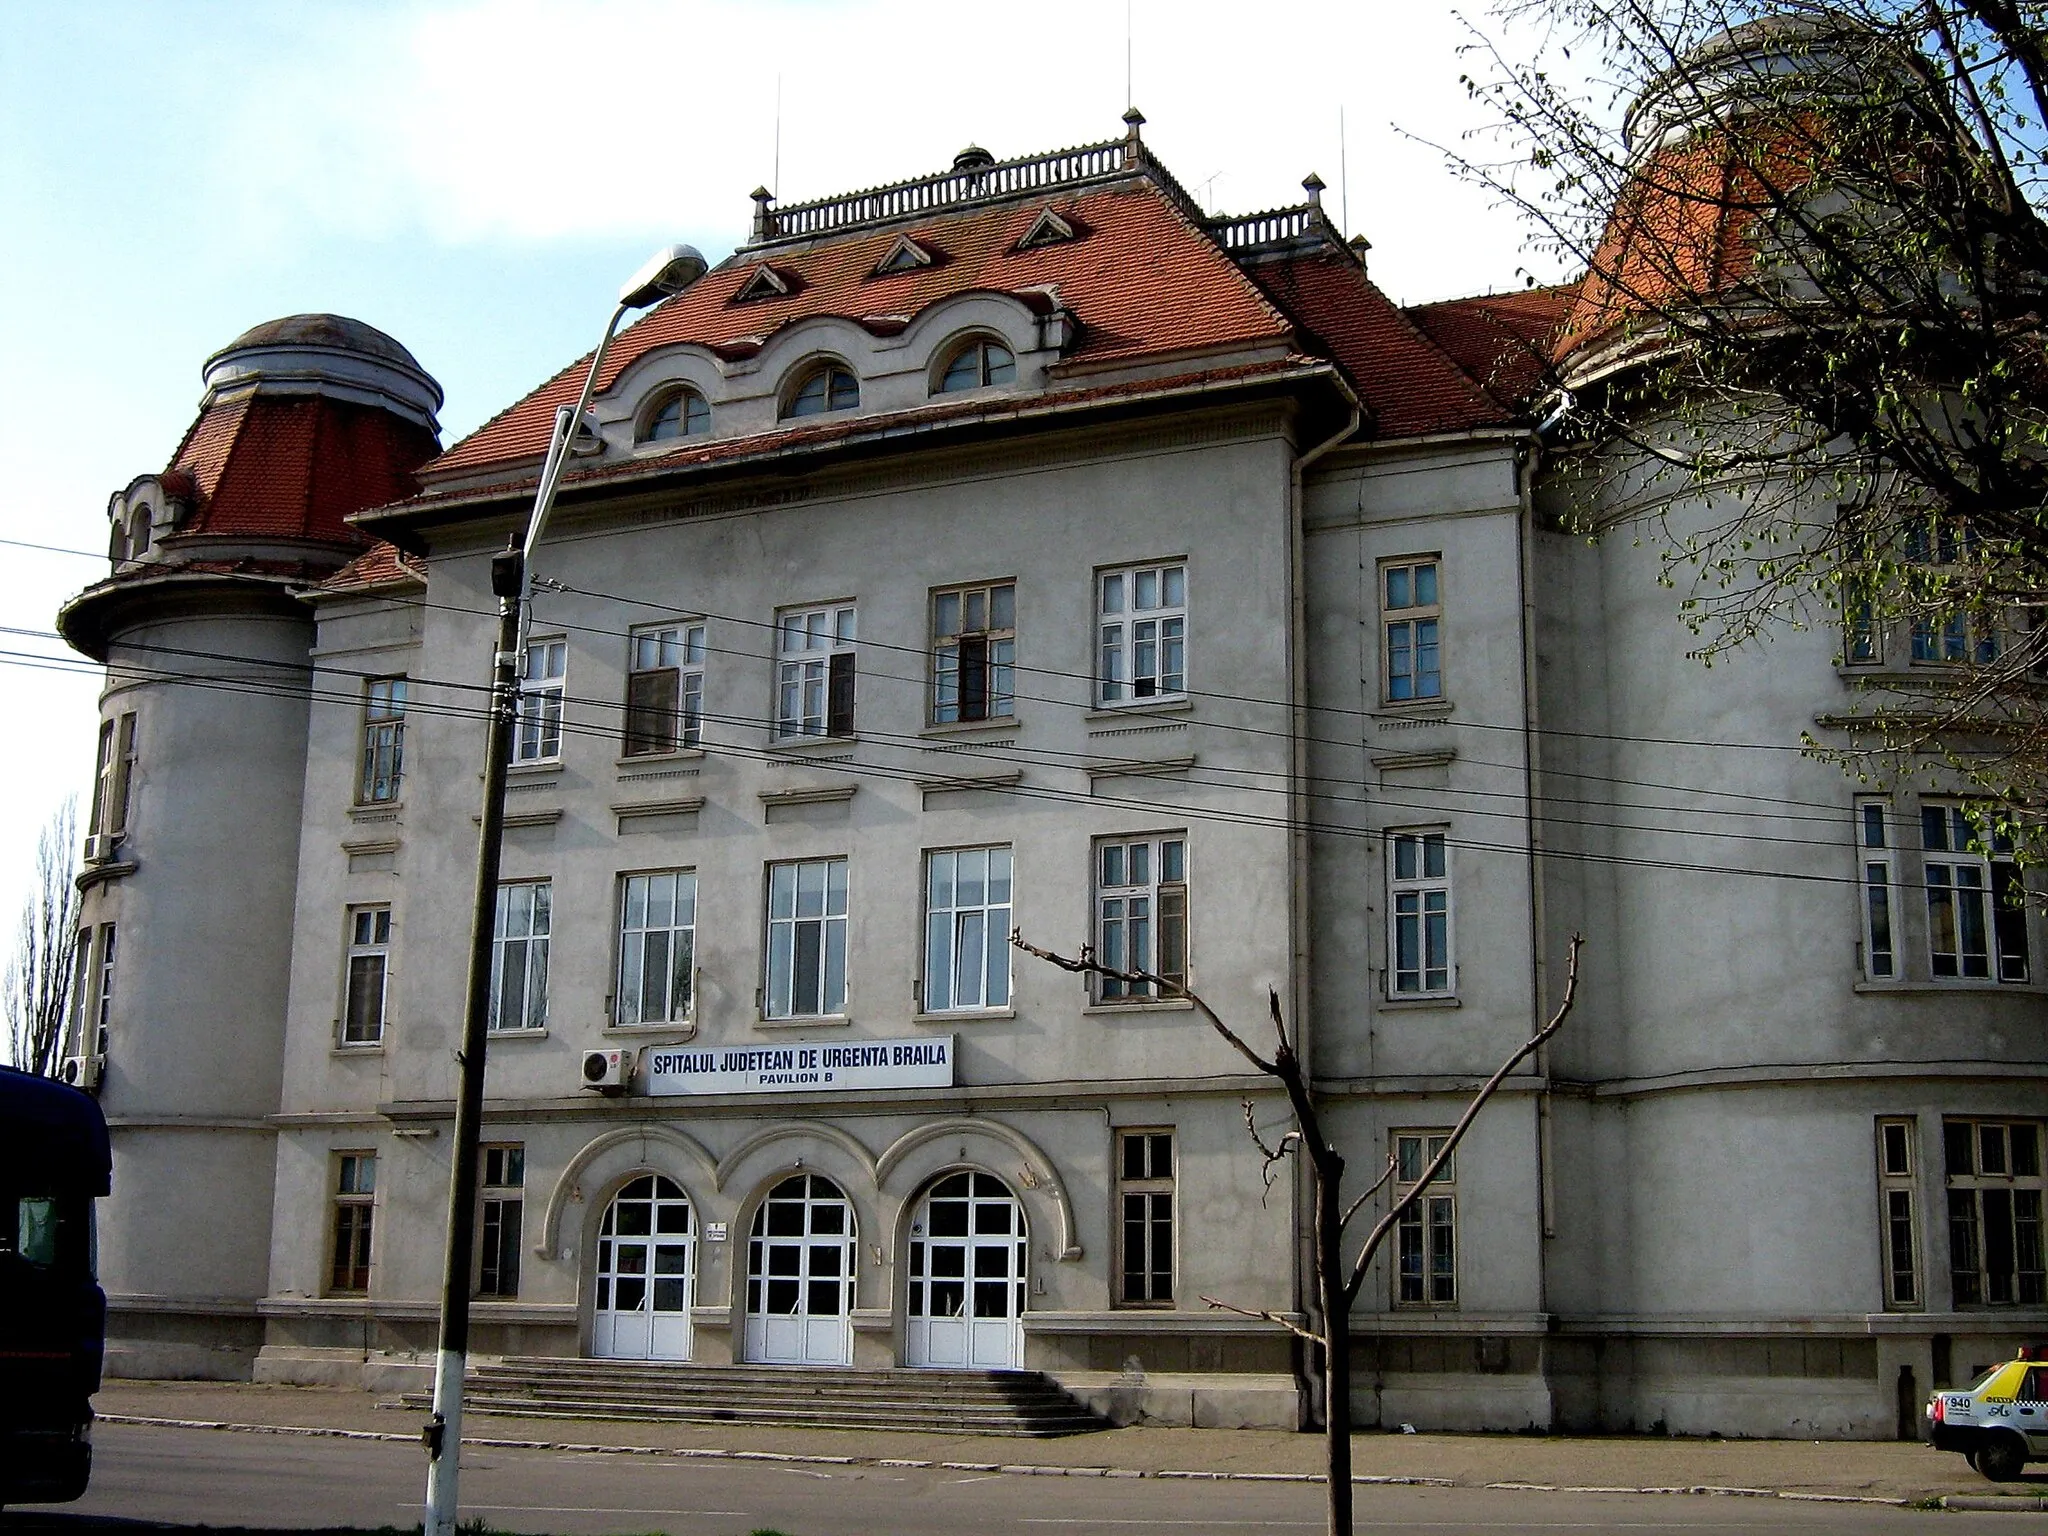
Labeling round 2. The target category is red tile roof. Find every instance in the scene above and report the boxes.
[428,179,1296,478]
[1243,251,1517,437]
[321,540,427,593]
[1407,285,1577,408]
[166,392,440,544]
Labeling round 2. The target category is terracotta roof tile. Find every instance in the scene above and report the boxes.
[1407,285,1577,407]
[429,179,1295,478]
[321,540,427,593]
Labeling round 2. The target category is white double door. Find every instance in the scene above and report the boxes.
[907,1171,1025,1370]
[745,1174,855,1366]
[592,1175,695,1361]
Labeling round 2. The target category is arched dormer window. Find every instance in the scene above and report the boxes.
[937,337,1015,393]
[785,362,859,419]
[129,508,152,557]
[641,387,711,443]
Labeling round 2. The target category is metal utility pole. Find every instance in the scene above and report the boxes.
[422,243,707,1536]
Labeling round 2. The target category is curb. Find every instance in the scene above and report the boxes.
[93,1414,1913,1507]
[1942,1494,2048,1512]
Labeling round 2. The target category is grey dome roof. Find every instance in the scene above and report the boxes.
[206,314,423,373]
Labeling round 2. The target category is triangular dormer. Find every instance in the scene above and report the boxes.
[873,235,935,276]
[1016,207,1078,250]
[731,263,793,303]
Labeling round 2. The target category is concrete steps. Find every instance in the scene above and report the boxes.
[403,1356,1108,1437]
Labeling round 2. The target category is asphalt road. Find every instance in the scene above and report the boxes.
[0,1424,2025,1536]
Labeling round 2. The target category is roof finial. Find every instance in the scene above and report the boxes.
[1122,106,1146,169]
[750,186,776,243]
[1302,172,1326,209]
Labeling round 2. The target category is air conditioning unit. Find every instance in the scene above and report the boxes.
[82,833,118,866]
[58,1054,103,1092]
[580,1048,632,1094]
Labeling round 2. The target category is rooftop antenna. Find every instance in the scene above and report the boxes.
[1125,0,1133,109]
[773,74,783,195]
[1339,106,1350,236]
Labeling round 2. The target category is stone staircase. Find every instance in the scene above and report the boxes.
[401,1356,1107,1437]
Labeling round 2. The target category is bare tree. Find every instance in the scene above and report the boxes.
[1440,1,2048,857]
[5,801,80,1076]
[1013,930,1583,1536]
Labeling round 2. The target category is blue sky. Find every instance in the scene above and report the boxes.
[0,0,1554,948]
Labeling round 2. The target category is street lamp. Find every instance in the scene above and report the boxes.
[423,242,708,1536]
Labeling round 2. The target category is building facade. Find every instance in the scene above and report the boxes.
[55,101,2046,1437]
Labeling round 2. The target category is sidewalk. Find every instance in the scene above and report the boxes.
[93,1380,2048,1509]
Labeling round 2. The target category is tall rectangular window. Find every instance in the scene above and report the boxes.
[775,604,856,739]
[489,881,551,1033]
[341,906,391,1046]
[64,925,116,1061]
[1383,559,1443,703]
[1097,562,1186,706]
[617,870,696,1026]
[1922,804,2030,982]
[1943,1118,2045,1306]
[1116,1129,1174,1305]
[624,623,706,756]
[1859,800,1896,980]
[514,639,567,764]
[1845,591,1881,665]
[92,924,116,1046]
[359,679,406,803]
[1877,1118,1920,1308]
[764,858,848,1018]
[87,712,136,852]
[1094,834,1187,1002]
[477,1144,524,1299]
[923,846,1012,1012]
[1388,829,1452,996]
[330,1152,375,1295]
[1394,1131,1456,1306]
[932,582,1016,724]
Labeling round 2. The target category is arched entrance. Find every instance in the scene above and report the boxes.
[591,1175,694,1360]
[906,1171,1026,1370]
[744,1173,855,1365]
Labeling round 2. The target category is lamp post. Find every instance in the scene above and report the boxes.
[423,242,707,1536]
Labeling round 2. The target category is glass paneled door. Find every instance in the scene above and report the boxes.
[744,1174,855,1365]
[907,1172,1026,1369]
[592,1175,694,1360]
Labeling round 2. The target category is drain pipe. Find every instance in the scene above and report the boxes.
[1287,380,1362,1429]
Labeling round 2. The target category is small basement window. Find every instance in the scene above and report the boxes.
[938,338,1015,393]
[786,363,859,418]
[642,388,710,442]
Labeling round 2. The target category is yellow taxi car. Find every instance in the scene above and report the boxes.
[1926,1346,2047,1482]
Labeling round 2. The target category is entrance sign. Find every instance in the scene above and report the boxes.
[648,1035,954,1097]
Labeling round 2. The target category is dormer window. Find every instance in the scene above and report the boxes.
[786,363,859,419]
[733,263,793,303]
[875,236,935,276]
[937,338,1015,393]
[129,510,152,558]
[642,388,711,443]
[1017,207,1078,250]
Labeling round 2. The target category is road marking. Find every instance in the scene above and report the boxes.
[949,1475,1002,1485]
[402,1504,753,1518]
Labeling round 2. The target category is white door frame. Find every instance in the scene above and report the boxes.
[591,1174,695,1361]
[906,1170,1026,1370]
[743,1173,855,1366]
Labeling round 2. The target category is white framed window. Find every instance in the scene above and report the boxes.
[775,604,856,739]
[514,639,567,764]
[1115,1129,1175,1306]
[1393,1131,1456,1307]
[329,1152,375,1295]
[937,337,1016,392]
[87,712,137,852]
[489,881,551,1033]
[341,906,391,1046]
[1093,834,1187,1002]
[624,622,706,756]
[477,1144,524,1299]
[1388,829,1452,996]
[641,387,710,443]
[1943,1118,2044,1306]
[617,870,697,1026]
[1383,558,1442,703]
[1921,803,2030,982]
[359,679,406,803]
[1877,1118,1921,1310]
[931,581,1015,724]
[1858,800,1897,980]
[1096,563,1186,707]
[923,846,1013,1013]
[765,858,848,1019]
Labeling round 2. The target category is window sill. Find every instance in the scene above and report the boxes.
[1853,979,2043,996]
[1085,699,1193,725]
[921,718,1022,739]
[616,749,706,770]
[914,1008,1016,1024]
[1380,994,1461,1010]
[767,733,858,756]
[487,1027,551,1041]
[504,762,563,779]
[756,1013,853,1029]
[349,801,403,819]
[604,1020,699,1038]
[1082,999,1195,1016]
[1371,700,1455,720]
[331,1043,385,1056]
